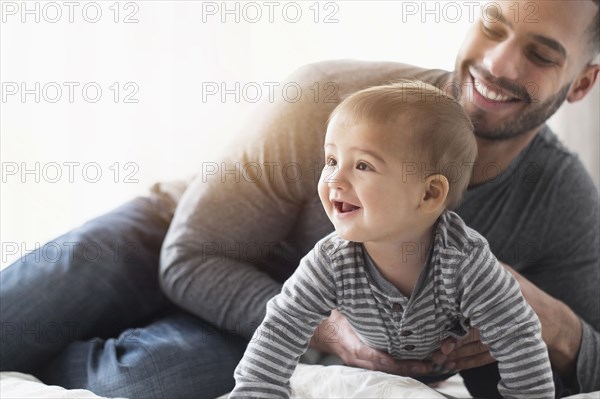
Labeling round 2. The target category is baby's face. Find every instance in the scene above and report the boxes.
[318,115,428,245]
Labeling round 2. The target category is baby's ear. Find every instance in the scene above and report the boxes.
[421,174,449,213]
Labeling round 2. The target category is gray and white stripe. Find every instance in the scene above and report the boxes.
[231,210,554,398]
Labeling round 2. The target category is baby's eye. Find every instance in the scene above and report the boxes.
[356,162,371,171]
[325,157,337,167]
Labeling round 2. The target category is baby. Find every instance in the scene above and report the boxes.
[230,81,554,398]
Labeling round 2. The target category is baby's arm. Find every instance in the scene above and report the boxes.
[456,243,555,398]
[230,238,338,398]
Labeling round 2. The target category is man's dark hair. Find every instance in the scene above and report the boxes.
[586,0,600,60]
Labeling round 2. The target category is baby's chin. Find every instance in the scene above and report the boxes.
[334,229,364,243]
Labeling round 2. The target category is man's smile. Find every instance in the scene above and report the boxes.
[466,67,529,113]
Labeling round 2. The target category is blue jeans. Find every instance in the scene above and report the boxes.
[1,196,247,399]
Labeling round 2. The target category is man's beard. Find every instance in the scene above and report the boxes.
[453,68,572,141]
[470,83,571,140]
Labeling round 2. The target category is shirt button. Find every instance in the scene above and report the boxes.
[401,330,413,337]
[403,344,415,351]
[392,303,402,312]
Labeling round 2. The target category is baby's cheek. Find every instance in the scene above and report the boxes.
[317,181,329,207]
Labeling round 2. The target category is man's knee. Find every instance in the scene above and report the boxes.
[87,324,246,399]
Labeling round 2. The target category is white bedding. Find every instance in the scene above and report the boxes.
[288,364,453,398]
[0,372,122,399]
[2,367,599,399]
[0,366,459,399]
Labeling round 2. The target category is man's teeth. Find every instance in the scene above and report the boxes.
[473,78,512,102]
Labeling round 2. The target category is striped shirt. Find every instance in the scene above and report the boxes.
[231,210,554,398]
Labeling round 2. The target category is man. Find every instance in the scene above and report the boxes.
[1,1,598,398]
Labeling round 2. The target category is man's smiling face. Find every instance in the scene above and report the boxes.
[454,0,599,140]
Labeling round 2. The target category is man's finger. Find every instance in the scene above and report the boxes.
[342,348,394,372]
[444,351,495,371]
[351,347,432,376]
[447,341,489,360]
[440,339,457,355]
[353,344,385,362]
[380,358,433,376]
[350,345,397,369]
[432,352,445,366]
[393,360,433,376]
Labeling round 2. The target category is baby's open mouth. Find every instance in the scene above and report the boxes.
[334,201,360,213]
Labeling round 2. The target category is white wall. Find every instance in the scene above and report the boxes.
[1,1,598,268]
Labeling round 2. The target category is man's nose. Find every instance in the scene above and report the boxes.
[482,40,521,82]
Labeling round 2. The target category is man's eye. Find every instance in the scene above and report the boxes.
[325,157,337,167]
[356,162,371,171]
[529,51,555,66]
[482,24,502,40]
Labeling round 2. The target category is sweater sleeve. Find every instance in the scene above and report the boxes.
[456,242,555,399]
[158,63,335,338]
[231,239,338,398]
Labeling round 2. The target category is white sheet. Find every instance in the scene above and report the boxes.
[0,367,457,399]
[3,368,599,399]
[289,364,448,398]
[0,372,121,399]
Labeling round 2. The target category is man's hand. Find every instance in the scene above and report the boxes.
[433,263,582,380]
[431,328,495,372]
[309,309,433,376]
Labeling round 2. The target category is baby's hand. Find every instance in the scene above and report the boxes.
[431,328,494,372]
[310,310,433,377]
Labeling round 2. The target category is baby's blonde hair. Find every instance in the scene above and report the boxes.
[329,80,477,210]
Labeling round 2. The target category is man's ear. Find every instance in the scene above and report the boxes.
[421,174,449,213]
[567,63,600,103]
